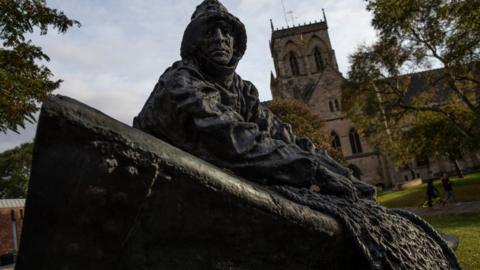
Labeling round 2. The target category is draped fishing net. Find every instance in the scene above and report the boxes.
[270,186,461,270]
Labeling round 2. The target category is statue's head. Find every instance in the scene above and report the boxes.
[181,0,247,74]
[197,20,234,65]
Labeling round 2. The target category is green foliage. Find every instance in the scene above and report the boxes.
[404,111,476,160]
[267,98,344,163]
[343,0,480,167]
[0,142,33,198]
[0,0,80,133]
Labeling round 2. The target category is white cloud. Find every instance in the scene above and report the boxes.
[1,0,377,152]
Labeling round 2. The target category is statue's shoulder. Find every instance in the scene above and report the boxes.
[147,60,209,104]
[233,74,259,98]
[160,60,203,81]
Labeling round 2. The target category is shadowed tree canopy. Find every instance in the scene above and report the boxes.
[0,142,33,198]
[0,0,80,133]
[342,0,480,167]
[267,98,345,164]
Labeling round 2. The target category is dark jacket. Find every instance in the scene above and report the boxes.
[442,177,453,191]
[427,182,439,197]
[133,60,351,188]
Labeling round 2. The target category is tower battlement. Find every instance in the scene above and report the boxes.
[271,20,328,40]
[269,12,340,105]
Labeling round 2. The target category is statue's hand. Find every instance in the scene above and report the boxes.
[351,179,376,201]
[314,167,359,201]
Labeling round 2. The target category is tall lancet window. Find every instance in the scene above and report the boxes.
[314,47,324,72]
[349,128,363,154]
[331,131,341,150]
[334,99,340,111]
[289,52,300,76]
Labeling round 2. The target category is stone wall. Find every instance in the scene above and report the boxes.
[269,21,392,187]
[270,21,339,104]
[0,205,23,260]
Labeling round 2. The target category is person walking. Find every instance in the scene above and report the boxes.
[426,179,440,208]
[441,173,456,204]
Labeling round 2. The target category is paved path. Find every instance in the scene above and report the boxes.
[402,201,480,216]
[0,265,14,270]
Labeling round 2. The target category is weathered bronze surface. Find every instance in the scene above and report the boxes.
[16,95,360,269]
[133,0,375,201]
[134,1,461,269]
[16,1,461,269]
[16,94,459,269]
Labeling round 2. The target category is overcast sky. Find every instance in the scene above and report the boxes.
[0,0,376,152]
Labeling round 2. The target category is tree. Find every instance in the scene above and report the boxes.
[402,113,471,177]
[266,98,345,163]
[0,143,33,198]
[343,0,480,172]
[0,0,80,133]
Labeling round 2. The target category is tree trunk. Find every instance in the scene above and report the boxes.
[449,156,464,178]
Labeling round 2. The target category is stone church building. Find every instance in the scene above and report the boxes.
[268,14,480,188]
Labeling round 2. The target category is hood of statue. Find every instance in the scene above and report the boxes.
[180,0,247,77]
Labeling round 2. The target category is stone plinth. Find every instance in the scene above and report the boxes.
[16,95,369,270]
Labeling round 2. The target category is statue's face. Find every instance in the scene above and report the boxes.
[199,21,234,65]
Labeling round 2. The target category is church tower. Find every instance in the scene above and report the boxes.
[269,12,394,187]
[270,11,343,121]
[268,10,480,189]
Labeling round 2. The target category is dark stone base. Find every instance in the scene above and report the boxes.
[15,95,370,270]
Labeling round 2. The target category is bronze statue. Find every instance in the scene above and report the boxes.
[134,1,461,269]
[134,0,374,201]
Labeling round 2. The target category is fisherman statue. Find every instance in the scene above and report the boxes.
[134,1,461,269]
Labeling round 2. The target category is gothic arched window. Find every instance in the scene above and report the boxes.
[289,52,300,76]
[314,47,324,72]
[349,128,363,154]
[331,131,341,150]
[334,99,340,111]
[328,101,334,112]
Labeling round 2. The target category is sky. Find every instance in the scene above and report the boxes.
[0,0,376,152]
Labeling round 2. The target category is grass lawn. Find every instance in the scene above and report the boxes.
[424,213,480,270]
[378,172,480,208]
[377,173,480,269]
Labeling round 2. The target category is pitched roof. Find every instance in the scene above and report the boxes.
[381,66,480,104]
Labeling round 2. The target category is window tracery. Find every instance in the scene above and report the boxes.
[289,52,300,76]
[314,47,324,72]
[349,128,363,154]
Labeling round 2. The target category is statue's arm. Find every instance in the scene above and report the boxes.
[243,82,374,199]
[136,67,318,187]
